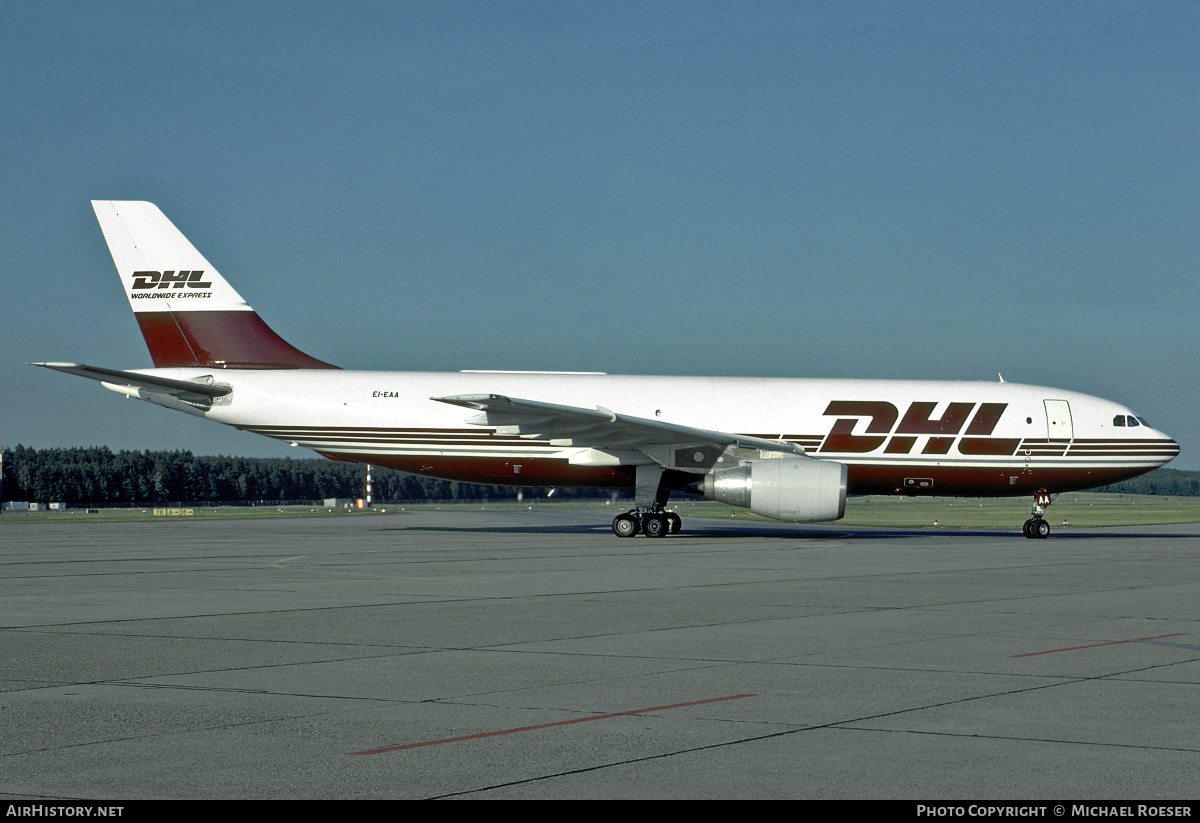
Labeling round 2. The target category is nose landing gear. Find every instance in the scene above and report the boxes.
[1023,489,1055,539]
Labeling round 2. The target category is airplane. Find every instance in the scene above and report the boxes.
[34,201,1179,539]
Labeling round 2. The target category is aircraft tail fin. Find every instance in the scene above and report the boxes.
[91,201,337,369]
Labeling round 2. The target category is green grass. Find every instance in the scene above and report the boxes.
[3,492,1200,528]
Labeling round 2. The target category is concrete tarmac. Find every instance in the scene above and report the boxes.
[1,508,1198,799]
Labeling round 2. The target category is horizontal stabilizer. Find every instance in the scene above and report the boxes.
[32,362,231,404]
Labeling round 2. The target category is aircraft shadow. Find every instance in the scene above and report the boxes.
[386,523,1197,540]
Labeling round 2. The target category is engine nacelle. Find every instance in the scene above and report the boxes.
[701,458,847,522]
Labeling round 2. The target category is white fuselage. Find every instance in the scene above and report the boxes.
[124,368,1178,497]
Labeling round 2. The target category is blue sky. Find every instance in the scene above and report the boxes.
[2,1,1197,468]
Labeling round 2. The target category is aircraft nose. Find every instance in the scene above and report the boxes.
[1157,433,1181,466]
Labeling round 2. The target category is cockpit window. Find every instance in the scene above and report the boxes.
[1114,414,1147,427]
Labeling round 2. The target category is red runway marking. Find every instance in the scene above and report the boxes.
[1011,633,1187,658]
[351,693,756,755]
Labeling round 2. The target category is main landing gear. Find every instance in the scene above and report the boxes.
[612,508,682,538]
[611,465,683,537]
[1022,488,1054,539]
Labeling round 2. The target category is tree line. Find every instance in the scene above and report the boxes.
[0,445,608,505]
[1,445,1196,505]
[1092,468,1200,497]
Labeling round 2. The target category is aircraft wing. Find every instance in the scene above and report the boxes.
[31,362,231,405]
[433,393,805,471]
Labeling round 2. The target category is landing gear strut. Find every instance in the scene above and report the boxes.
[1023,488,1054,539]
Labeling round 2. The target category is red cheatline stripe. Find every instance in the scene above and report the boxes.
[350,693,756,755]
[1011,633,1187,658]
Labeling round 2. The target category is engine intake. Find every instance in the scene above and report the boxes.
[701,458,847,522]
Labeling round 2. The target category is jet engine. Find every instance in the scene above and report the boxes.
[700,457,847,522]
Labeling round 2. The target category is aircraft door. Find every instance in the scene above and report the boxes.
[1044,400,1073,441]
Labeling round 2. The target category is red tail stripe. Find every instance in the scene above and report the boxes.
[135,311,336,369]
